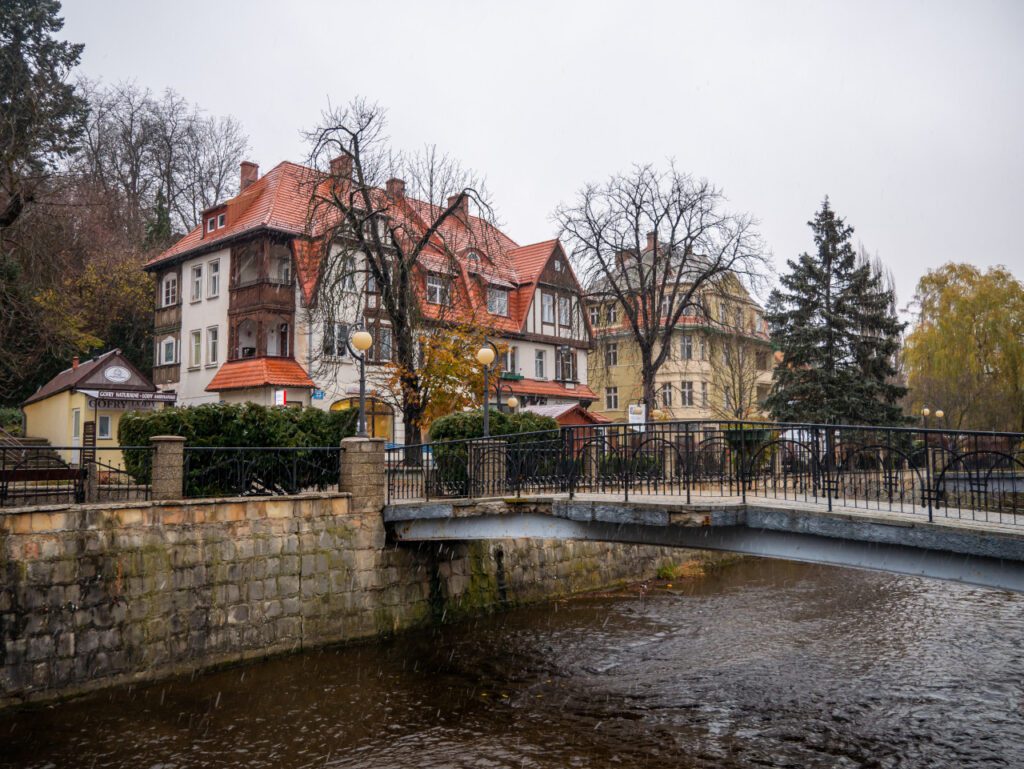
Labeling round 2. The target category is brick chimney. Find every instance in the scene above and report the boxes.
[646,231,658,252]
[447,193,469,218]
[71,356,79,370]
[386,177,405,198]
[330,155,353,179]
[240,161,259,191]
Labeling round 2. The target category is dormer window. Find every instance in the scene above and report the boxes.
[206,212,226,234]
[554,258,563,272]
[487,286,508,316]
[426,274,451,305]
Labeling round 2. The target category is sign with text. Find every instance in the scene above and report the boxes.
[628,403,647,433]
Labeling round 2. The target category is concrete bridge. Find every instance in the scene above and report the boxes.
[384,494,1024,593]
[384,420,1024,592]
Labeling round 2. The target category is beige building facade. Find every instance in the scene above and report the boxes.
[587,280,775,423]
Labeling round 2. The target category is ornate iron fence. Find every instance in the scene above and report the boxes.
[385,421,1024,525]
[182,446,341,498]
[0,445,153,508]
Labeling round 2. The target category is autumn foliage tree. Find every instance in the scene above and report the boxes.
[904,263,1024,432]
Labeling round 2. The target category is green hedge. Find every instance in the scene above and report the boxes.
[119,403,357,493]
[428,409,560,496]
[428,409,558,442]
[0,406,22,436]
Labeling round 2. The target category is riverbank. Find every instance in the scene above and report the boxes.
[4,557,1020,768]
[0,492,690,709]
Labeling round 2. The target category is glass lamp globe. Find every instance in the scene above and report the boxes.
[921,407,931,417]
[935,409,944,419]
[506,395,519,410]
[476,346,495,366]
[351,330,373,351]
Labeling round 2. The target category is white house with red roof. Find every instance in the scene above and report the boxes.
[144,160,595,443]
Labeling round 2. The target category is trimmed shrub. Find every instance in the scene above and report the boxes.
[119,403,357,491]
[428,409,560,496]
[428,409,557,442]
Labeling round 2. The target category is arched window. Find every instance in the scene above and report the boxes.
[330,398,394,441]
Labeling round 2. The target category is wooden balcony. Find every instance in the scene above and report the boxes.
[152,364,180,386]
[153,304,181,331]
[228,280,295,315]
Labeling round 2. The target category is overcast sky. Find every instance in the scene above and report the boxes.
[61,0,1023,308]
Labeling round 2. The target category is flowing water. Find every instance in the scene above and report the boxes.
[3,558,1023,768]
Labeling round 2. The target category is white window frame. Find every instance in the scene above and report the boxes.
[503,346,518,374]
[426,274,450,306]
[208,259,220,298]
[605,386,619,410]
[589,305,599,326]
[534,349,545,378]
[324,321,349,359]
[542,293,554,324]
[189,330,202,368]
[162,274,178,307]
[558,296,571,326]
[217,213,225,228]
[680,334,693,360]
[161,336,176,365]
[191,265,203,302]
[207,326,219,365]
[607,303,617,324]
[487,287,509,316]
[97,415,112,440]
[660,383,673,408]
[374,326,393,362]
[207,217,216,233]
[701,381,709,407]
[682,380,694,407]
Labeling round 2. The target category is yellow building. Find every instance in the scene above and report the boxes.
[587,278,775,422]
[21,350,174,468]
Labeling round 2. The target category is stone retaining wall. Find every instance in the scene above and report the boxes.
[0,493,680,708]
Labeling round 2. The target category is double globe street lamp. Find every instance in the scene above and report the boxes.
[347,326,374,438]
[476,341,518,438]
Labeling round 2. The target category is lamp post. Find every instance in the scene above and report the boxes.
[476,343,497,437]
[347,326,374,438]
[493,381,519,412]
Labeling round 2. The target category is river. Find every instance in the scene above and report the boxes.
[2,558,1022,768]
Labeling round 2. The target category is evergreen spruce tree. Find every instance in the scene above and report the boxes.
[145,189,172,247]
[765,199,907,425]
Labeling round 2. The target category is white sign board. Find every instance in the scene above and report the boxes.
[274,389,287,406]
[628,403,647,433]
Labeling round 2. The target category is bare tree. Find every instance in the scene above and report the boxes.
[304,99,500,445]
[555,164,767,411]
[708,333,768,420]
[72,80,248,238]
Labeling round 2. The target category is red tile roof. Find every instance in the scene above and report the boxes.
[147,161,592,343]
[502,377,597,401]
[205,358,315,392]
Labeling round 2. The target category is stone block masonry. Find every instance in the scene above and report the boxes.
[0,493,680,709]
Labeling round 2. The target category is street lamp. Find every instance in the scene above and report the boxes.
[493,381,519,412]
[348,326,374,438]
[476,343,496,437]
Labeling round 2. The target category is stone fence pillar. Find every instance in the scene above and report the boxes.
[340,437,386,513]
[150,435,186,500]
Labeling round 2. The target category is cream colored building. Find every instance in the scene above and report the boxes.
[587,278,775,423]
[21,350,174,467]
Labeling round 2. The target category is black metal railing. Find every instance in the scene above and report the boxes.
[0,445,153,508]
[384,420,1024,526]
[182,446,341,498]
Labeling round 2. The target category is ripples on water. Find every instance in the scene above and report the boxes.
[3,559,1022,768]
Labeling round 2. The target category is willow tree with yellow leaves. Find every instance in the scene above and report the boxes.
[904,263,1024,432]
